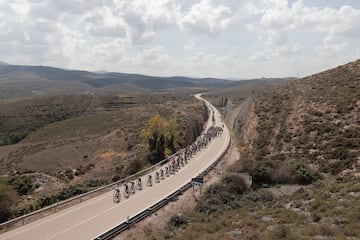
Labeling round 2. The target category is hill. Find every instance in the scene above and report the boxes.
[0,64,242,100]
[0,92,210,222]
[242,59,360,181]
[0,64,294,100]
[143,59,360,239]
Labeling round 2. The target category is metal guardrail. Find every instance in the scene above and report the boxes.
[94,131,231,240]
[0,97,210,233]
[0,94,227,239]
[0,137,199,233]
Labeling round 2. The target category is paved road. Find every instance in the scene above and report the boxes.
[0,94,230,240]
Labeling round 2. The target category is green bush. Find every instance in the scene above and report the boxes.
[249,163,273,187]
[0,131,30,146]
[196,174,248,214]
[294,163,316,185]
[8,175,34,195]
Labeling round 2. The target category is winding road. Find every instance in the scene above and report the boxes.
[0,94,230,240]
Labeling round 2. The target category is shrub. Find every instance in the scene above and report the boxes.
[8,175,34,195]
[294,163,316,185]
[273,163,295,184]
[0,182,17,223]
[168,214,188,228]
[249,163,273,187]
[221,174,248,195]
[125,158,144,175]
[263,225,297,240]
[196,174,248,214]
[0,131,30,146]
[244,189,273,202]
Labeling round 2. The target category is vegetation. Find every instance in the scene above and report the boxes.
[140,115,179,163]
[0,131,30,146]
[13,185,88,217]
[147,176,360,240]
[0,181,17,222]
[0,92,209,223]
[144,59,360,239]
[8,175,35,195]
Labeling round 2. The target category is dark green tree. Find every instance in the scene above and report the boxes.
[141,115,178,163]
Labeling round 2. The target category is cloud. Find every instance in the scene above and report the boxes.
[184,39,197,50]
[246,1,360,58]
[179,0,233,36]
[120,0,180,44]
[0,0,359,78]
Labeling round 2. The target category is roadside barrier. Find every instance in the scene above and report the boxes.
[0,146,191,233]
[0,96,211,233]
[94,127,231,240]
[0,94,230,239]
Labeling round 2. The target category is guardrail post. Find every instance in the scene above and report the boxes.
[55,200,59,212]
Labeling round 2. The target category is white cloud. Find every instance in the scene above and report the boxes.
[245,1,360,60]
[0,0,359,78]
[120,0,180,44]
[184,39,197,50]
[179,0,233,36]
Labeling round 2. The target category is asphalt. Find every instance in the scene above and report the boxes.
[0,94,230,240]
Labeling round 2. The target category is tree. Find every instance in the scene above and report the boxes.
[0,181,17,223]
[141,115,178,163]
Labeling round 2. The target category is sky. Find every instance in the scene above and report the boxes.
[0,0,359,79]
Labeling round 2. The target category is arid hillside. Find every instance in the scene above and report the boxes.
[0,93,207,177]
[0,92,208,221]
[241,59,360,182]
[145,60,360,239]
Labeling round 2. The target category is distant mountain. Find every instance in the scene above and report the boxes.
[0,64,293,100]
[0,60,9,65]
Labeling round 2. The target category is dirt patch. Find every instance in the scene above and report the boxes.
[99,150,126,159]
[269,184,302,198]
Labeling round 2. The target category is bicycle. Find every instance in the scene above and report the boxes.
[113,189,121,203]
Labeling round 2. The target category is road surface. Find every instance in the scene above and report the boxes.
[0,94,230,240]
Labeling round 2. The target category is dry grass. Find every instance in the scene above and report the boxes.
[143,59,360,239]
[0,92,209,221]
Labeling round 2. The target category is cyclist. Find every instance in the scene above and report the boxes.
[155,171,160,183]
[124,183,129,198]
[137,177,142,190]
[114,186,120,202]
[147,174,152,186]
[130,181,135,194]
[160,168,164,179]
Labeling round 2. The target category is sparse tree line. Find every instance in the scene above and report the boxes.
[0,131,30,146]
